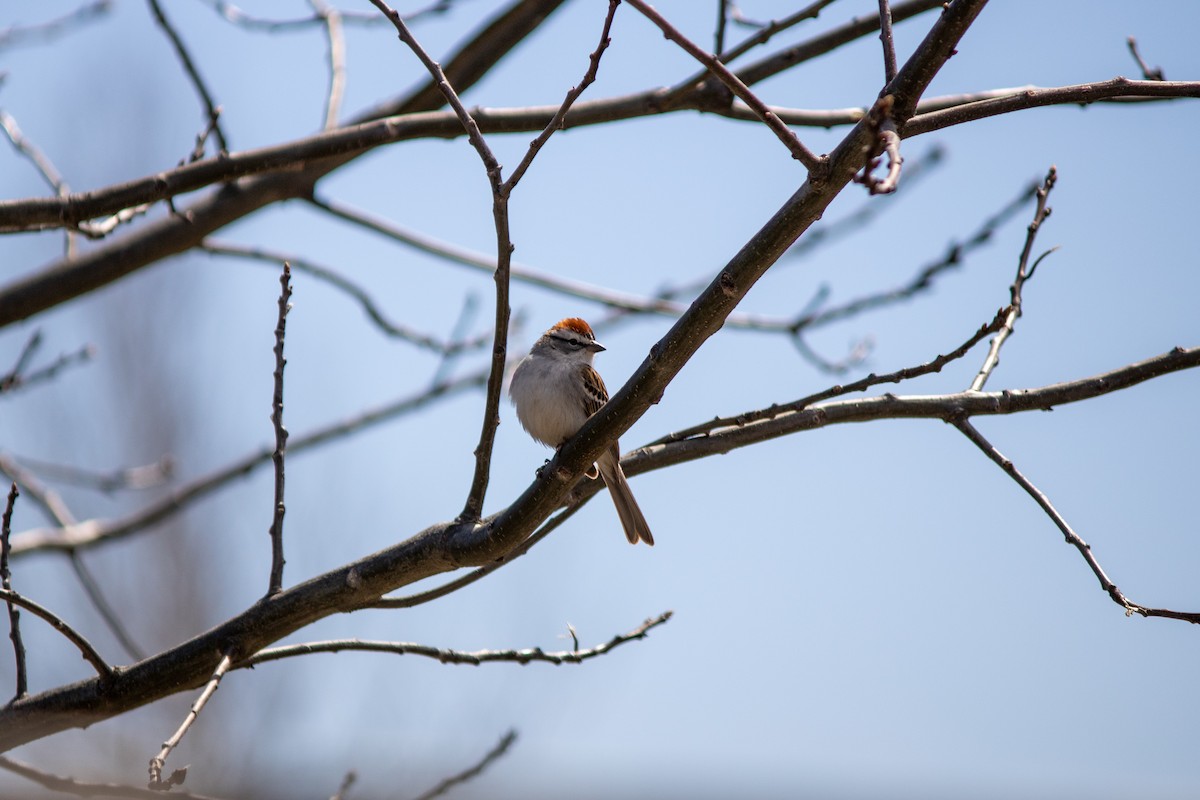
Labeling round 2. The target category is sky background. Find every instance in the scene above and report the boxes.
[1,1,1198,798]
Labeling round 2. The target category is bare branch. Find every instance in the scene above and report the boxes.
[3,341,1195,748]
[148,653,233,790]
[952,417,1200,624]
[309,0,347,129]
[0,340,93,395]
[714,0,729,56]
[0,454,146,661]
[267,264,292,596]
[0,756,227,800]
[624,0,823,172]
[0,588,113,681]
[3,77,1193,241]
[145,0,228,154]
[717,0,839,65]
[877,0,898,83]
[201,240,489,354]
[330,770,357,800]
[970,166,1056,392]
[1127,36,1164,81]
[241,611,672,668]
[656,306,1009,445]
[2,483,26,700]
[412,729,517,800]
[503,0,619,193]
[903,78,1200,138]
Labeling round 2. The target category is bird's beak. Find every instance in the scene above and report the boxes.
[588,340,606,353]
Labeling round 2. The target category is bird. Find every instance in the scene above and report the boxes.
[509,317,654,546]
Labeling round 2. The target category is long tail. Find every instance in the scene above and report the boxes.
[599,449,653,546]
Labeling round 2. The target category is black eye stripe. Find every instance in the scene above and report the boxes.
[551,332,589,347]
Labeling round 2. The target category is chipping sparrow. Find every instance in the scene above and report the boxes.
[509,317,654,546]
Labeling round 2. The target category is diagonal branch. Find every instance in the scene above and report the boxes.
[146,0,228,154]
[951,417,1200,624]
[624,0,823,172]
[0,454,146,661]
[201,239,491,354]
[412,729,517,800]
[0,0,572,328]
[969,165,1056,391]
[148,652,234,790]
[0,588,113,681]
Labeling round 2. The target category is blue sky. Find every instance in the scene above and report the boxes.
[1,2,1198,798]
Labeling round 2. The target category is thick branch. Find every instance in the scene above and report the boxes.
[1,339,1194,750]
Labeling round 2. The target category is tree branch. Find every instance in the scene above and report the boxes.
[146,0,228,154]
[952,417,1200,624]
[147,653,233,790]
[240,611,671,668]
[412,729,517,800]
[267,264,292,596]
[969,166,1055,392]
[1,483,26,701]
[625,0,823,172]
[0,588,113,682]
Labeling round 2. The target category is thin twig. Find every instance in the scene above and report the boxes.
[201,239,490,354]
[625,0,823,171]
[1,483,26,700]
[0,588,113,681]
[655,306,1010,445]
[714,0,729,56]
[952,417,1200,624]
[330,770,357,800]
[267,264,292,596]
[6,77,1195,235]
[146,0,228,153]
[503,0,619,193]
[0,756,227,800]
[242,611,672,668]
[717,0,838,65]
[309,0,346,129]
[876,0,897,84]
[412,730,518,800]
[0,110,76,255]
[366,0,512,524]
[148,653,234,790]
[1126,36,1164,81]
[0,342,94,394]
[0,454,146,660]
[970,166,1056,392]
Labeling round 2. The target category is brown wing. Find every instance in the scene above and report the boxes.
[578,363,609,417]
